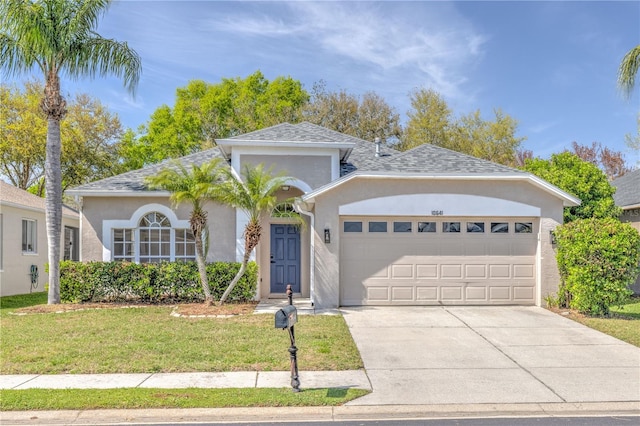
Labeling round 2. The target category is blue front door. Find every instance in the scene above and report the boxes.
[270,224,301,293]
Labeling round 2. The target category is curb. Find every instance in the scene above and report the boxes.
[2,402,639,425]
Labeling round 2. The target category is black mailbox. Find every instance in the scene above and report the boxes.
[275,305,298,329]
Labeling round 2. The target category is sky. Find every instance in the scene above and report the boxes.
[6,1,640,164]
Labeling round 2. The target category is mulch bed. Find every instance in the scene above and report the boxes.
[12,301,258,317]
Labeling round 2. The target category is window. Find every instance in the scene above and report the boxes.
[175,229,196,261]
[466,222,485,233]
[443,222,460,233]
[22,219,37,253]
[344,221,363,232]
[418,222,436,233]
[113,229,135,261]
[368,221,387,232]
[491,222,509,233]
[139,212,171,263]
[515,222,533,233]
[113,213,197,263]
[393,221,412,233]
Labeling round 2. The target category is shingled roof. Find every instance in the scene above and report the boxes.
[67,147,226,194]
[369,142,526,175]
[0,181,79,218]
[612,168,640,208]
[68,122,527,195]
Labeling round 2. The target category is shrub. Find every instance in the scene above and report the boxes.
[60,261,258,304]
[555,218,640,315]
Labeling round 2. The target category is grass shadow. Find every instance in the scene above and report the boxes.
[0,292,47,314]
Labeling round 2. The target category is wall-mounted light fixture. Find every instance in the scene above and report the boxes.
[324,228,331,244]
[281,185,290,191]
[550,230,557,245]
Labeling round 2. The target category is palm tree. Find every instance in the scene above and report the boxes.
[145,159,223,305]
[618,45,640,99]
[214,164,292,304]
[1,0,141,304]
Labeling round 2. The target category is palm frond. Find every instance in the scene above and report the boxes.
[618,45,640,99]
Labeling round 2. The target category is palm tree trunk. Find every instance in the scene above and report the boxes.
[194,229,213,304]
[45,117,62,304]
[219,251,249,305]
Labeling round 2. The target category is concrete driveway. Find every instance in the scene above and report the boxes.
[341,306,640,406]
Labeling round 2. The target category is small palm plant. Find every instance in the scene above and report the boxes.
[214,164,299,304]
[145,159,223,304]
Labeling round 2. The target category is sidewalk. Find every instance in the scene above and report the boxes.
[0,370,370,390]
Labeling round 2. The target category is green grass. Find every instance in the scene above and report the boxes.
[1,293,363,374]
[0,387,369,411]
[565,297,640,347]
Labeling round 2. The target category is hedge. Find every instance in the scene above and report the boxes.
[60,261,258,303]
[555,218,640,315]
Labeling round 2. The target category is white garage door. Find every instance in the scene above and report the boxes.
[340,217,538,306]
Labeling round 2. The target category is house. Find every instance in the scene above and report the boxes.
[67,122,579,309]
[0,181,80,297]
[612,168,640,294]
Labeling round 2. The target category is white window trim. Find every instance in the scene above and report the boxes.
[103,204,189,262]
[22,218,37,254]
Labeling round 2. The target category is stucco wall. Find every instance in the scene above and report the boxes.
[0,205,79,296]
[240,155,332,190]
[309,177,566,309]
[80,196,236,262]
[619,208,640,294]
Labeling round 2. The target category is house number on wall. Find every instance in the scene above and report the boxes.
[431,210,444,216]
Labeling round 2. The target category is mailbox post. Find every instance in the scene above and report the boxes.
[274,284,300,392]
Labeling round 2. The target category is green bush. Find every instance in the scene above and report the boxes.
[60,261,257,304]
[555,218,640,315]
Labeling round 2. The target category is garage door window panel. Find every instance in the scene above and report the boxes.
[443,222,460,233]
[515,222,533,233]
[418,222,436,233]
[491,222,509,233]
[344,221,363,232]
[466,222,485,233]
[369,221,387,232]
[393,221,412,233]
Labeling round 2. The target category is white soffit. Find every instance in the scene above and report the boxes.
[339,193,541,217]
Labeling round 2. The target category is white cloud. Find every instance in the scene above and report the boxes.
[217,2,487,101]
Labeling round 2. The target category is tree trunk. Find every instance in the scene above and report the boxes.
[45,117,62,304]
[194,228,213,304]
[42,71,66,305]
[219,254,248,305]
[219,222,260,305]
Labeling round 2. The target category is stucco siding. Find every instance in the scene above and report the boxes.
[240,155,332,190]
[619,209,640,294]
[0,204,79,296]
[80,196,236,262]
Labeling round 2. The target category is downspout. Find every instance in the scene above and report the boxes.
[294,200,315,307]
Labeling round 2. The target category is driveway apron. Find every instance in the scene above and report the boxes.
[341,306,640,406]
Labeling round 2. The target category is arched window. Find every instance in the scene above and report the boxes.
[139,212,171,263]
[112,211,196,263]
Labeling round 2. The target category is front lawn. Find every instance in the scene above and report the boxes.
[558,297,640,347]
[0,293,363,374]
[0,387,369,411]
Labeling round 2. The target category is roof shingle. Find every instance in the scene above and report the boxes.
[612,168,640,208]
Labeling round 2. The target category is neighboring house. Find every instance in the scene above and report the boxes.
[612,168,640,294]
[0,181,80,297]
[67,122,579,309]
